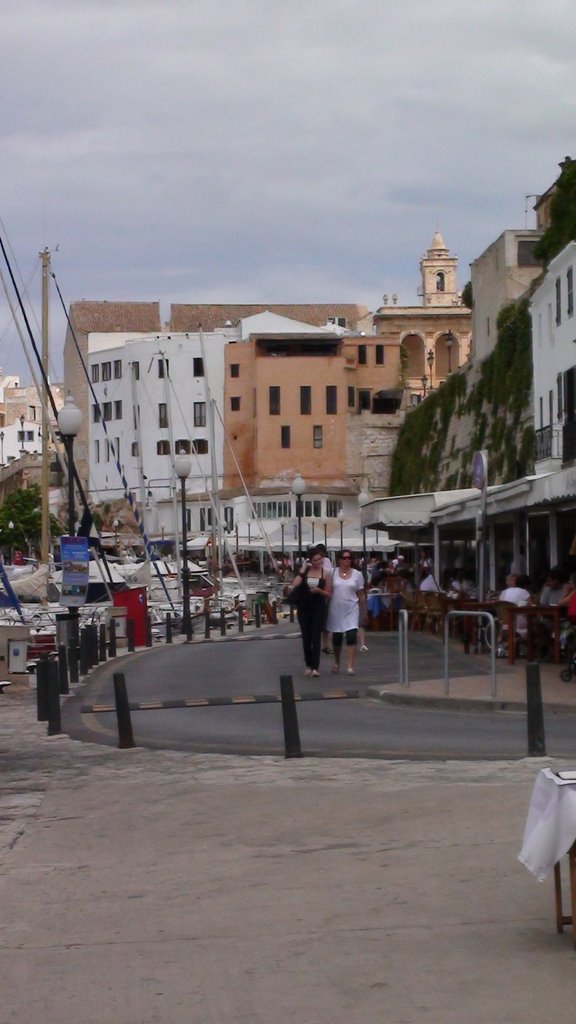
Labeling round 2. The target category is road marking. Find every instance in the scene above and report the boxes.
[81,687,361,714]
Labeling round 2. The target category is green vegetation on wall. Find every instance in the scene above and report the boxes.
[389,298,533,495]
[534,157,576,265]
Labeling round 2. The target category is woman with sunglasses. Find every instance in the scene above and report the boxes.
[327,550,366,675]
[288,548,332,677]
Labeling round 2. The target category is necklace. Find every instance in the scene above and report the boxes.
[340,568,351,579]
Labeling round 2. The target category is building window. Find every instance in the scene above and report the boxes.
[158,403,168,428]
[230,396,241,411]
[133,405,140,429]
[313,425,323,448]
[300,385,311,415]
[102,361,112,381]
[114,400,122,420]
[95,440,100,463]
[175,439,191,454]
[91,364,100,383]
[158,357,169,378]
[104,440,110,462]
[327,316,346,327]
[358,344,367,365]
[326,385,337,414]
[269,386,281,415]
[436,271,445,292]
[375,344,384,365]
[200,507,212,531]
[92,404,100,423]
[326,499,342,518]
[230,363,240,378]
[304,499,322,517]
[29,406,36,420]
[348,386,355,409]
[568,267,574,317]
[556,277,562,325]
[114,437,120,461]
[132,361,140,380]
[114,359,122,379]
[193,438,209,454]
[157,440,171,455]
[103,402,112,422]
[194,402,206,426]
[281,425,291,448]
[131,441,139,457]
[193,357,204,376]
[224,505,234,530]
[358,389,371,411]
[558,372,563,420]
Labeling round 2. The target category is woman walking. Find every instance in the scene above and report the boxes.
[287,549,332,677]
[327,550,367,675]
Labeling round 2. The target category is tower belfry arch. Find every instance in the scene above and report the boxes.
[420,231,459,307]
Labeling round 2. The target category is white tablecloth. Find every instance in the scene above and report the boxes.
[519,768,576,881]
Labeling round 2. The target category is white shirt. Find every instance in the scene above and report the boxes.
[420,574,439,592]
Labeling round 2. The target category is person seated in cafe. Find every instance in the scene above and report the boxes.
[533,568,573,658]
[419,567,440,592]
[448,567,475,597]
[497,573,533,654]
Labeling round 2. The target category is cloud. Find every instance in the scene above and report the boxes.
[0,0,575,377]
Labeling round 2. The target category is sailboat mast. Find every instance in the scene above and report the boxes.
[39,248,50,570]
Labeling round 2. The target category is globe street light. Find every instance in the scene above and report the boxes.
[57,394,83,537]
[445,331,455,374]
[174,453,193,641]
[338,508,345,549]
[291,473,306,564]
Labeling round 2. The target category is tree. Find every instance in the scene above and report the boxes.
[534,157,576,265]
[0,485,62,557]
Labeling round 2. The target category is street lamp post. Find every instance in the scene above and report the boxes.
[358,490,370,579]
[338,508,345,549]
[174,453,193,641]
[57,394,83,666]
[421,374,428,398]
[280,519,285,559]
[445,331,455,375]
[0,430,4,464]
[291,473,307,565]
[310,514,315,546]
[323,520,328,548]
[427,348,434,388]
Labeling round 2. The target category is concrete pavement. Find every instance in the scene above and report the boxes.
[2,630,576,1022]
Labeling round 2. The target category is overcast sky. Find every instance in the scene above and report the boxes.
[0,0,574,381]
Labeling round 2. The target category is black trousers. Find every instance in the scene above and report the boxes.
[297,599,325,670]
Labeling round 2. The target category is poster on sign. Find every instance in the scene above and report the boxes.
[60,536,90,607]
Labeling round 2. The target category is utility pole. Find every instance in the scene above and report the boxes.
[40,248,51,577]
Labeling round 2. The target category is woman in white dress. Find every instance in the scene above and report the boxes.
[327,550,367,675]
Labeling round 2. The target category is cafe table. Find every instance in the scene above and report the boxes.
[498,604,561,665]
[519,767,576,945]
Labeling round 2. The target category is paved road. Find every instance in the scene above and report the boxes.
[62,631,576,759]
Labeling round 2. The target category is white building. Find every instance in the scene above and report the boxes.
[531,240,576,475]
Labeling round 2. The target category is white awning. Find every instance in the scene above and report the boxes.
[360,489,478,539]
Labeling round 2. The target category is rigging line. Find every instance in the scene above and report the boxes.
[51,273,176,611]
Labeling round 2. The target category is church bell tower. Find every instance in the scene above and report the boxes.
[420,231,459,306]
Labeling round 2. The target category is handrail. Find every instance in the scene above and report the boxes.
[444,610,497,699]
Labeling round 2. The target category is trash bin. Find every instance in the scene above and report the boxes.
[112,587,148,647]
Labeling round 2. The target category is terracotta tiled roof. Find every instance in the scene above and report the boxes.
[68,301,162,334]
[169,303,368,332]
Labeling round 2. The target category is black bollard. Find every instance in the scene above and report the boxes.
[165,612,172,644]
[68,636,79,685]
[145,614,153,648]
[91,624,100,665]
[57,644,69,695]
[47,661,62,736]
[220,608,227,636]
[271,600,278,625]
[280,674,302,758]
[238,606,244,634]
[526,662,546,756]
[108,617,117,659]
[127,617,135,653]
[99,623,107,662]
[204,610,211,639]
[36,657,50,722]
[254,602,261,629]
[113,672,135,749]
[79,629,90,676]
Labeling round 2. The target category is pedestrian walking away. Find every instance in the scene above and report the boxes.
[327,549,367,675]
[286,549,332,676]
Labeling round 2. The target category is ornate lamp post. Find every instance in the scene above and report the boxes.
[421,374,428,398]
[174,453,193,641]
[0,430,4,464]
[338,508,345,549]
[57,394,83,537]
[291,473,306,564]
[445,331,455,374]
[427,348,434,388]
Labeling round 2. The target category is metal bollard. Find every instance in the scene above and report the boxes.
[165,612,172,644]
[280,674,302,758]
[47,660,62,736]
[220,608,227,636]
[204,610,211,639]
[145,614,153,648]
[108,617,117,659]
[57,644,69,695]
[238,606,244,634]
[68,637,79,684]
[254,603,261,629]
[271,600,278,624]
[526,662,546,756]
[99,623,107,662]
[79,629,90,676]
[127,617,135,653]
[113,672,135,749]
[87,624,98,667]
[36,657,50,722]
